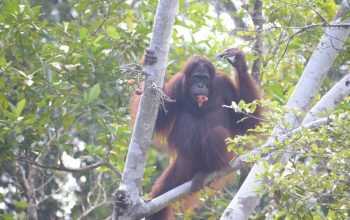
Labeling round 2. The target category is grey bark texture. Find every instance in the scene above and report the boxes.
[112,0,178,219]
[251,0,264,82]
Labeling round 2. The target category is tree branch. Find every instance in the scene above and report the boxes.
[251,0,264,82]
[303,74,350,124]
[17,157,120,177]
[221,2,350,219]
[278,23,350,65]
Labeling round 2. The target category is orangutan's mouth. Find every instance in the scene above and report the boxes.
[196,95,208,107]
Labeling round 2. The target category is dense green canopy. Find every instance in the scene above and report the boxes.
[0,0,349,219]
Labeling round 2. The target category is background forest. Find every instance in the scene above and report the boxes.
[0,0,349,219]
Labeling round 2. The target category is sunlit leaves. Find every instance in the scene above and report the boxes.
[13,99,26,118]
[84,83,101,104]
[106,26,120,40]
[226,100,259,114]
[0,2,138,217]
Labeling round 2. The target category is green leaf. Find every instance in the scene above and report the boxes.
[0,55,6,66]
[79,27,89,40]
[2,0,19,16]
[106,26,119,39]
[87,84,101,103]
[0,94,9,110]
[15,200,28,211]
[14,99,26,117]
[63,115,75,129]
[0,213,14,220]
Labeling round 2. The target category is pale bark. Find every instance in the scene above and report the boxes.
[220,2,350,219]
[280,73,350,163]
[303,74,350,124]
[112,0,178,219]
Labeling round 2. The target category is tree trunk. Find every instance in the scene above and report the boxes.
[251,0,263,82]
[112,0,178,219]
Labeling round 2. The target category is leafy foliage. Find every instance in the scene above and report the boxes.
[254,110,350,220]
[0,0,148,218]
[0,0,349,219]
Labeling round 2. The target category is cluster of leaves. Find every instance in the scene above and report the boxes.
[254,108,350,220]
[0,0,149,161]
[226,98,350,219]
[0,0,157,218]
[226,99,283,155]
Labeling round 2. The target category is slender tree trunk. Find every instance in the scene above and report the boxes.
[251,0,263,82]
[112,0,178,219]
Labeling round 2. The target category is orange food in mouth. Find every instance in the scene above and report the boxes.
[196,95,208,107]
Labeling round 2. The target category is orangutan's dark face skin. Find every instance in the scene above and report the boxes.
[189,65,210,107]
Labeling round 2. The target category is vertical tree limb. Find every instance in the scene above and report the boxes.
[18,165,38,220]
[251,0,263,82]
[112,1,178,219]
[220,1,350,219]
[212,0,247,29]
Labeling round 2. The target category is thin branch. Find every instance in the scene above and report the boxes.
[17,164,39,220]
[278,23,350,66]
[310,8,329,25]
[232,23,350,34]
[303,73,350,124]
[92,3,112,36]
[222,105,267,122]
[17,157,121,178]
[34,175,55,192]
[277,0,329,24]
[78,201,112,220]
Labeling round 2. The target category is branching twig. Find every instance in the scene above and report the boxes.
[278,23,350,66]
[17,157,121,178]
[222,104,267,122]
[120,63,144,76]
[78,201,112,220]
[150,82,176,114]
[17,164,39,219]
